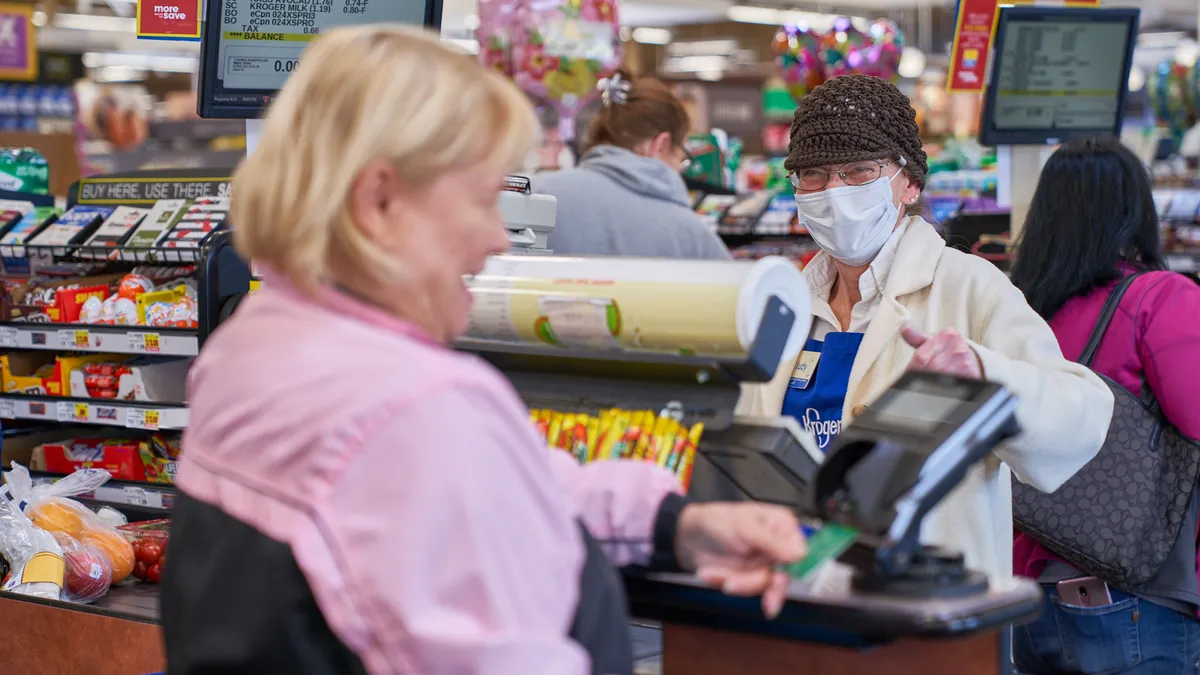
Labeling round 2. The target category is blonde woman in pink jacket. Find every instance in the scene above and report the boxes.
[159,25,805,675]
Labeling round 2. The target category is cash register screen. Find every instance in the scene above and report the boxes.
[872,380,968,434]
[979,6,1138,146]
[197,0,443,118]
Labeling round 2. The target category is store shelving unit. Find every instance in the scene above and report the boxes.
[0,322,199,356]
[0,393,188,430]
[0,170,251,674]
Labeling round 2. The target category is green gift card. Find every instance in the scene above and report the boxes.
[784,522,860,581]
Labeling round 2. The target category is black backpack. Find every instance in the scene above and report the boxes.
[1012,272,1200,587]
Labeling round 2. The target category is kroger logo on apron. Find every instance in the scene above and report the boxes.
[782,332,864,453]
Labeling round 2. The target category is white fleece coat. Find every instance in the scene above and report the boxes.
[736,217,1114,583]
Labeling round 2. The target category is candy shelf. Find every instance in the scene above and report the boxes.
[0,323,199,356]
[0,393,188,430]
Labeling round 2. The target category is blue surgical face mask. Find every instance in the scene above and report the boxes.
[794,169,901,266]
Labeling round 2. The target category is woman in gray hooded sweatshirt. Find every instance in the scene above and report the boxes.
[532,70,731,260]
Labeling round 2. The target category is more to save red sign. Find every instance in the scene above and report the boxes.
[947,0,999,93]
[136,0,202,40]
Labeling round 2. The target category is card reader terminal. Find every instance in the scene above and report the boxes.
[812,371,1021,597]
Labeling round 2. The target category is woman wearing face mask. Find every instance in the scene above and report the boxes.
[532,70,730,259]
[161,26,805,675]
[737,75,1113,584]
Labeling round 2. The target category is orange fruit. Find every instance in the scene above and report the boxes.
[29,499,86,537]
[81,528,135,583]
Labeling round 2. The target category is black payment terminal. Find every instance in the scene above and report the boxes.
[811,371,1021,597]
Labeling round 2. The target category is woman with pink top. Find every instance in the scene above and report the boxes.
[1010,135,1200,674]
[158,25,806,675]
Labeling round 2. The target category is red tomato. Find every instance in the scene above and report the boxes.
[136,541,162,566]
[133,559,149,581]
[146,563,162,584]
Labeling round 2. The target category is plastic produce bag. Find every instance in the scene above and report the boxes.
[0,484,63,600]
[6,463,134,584]
[52,532,112,603]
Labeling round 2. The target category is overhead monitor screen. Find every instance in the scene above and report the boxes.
[979,7,1138,146]
[198,0,442,118]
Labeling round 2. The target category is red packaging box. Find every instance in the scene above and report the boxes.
[39,437,146,481]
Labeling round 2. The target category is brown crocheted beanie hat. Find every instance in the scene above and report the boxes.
[786,75,928,187]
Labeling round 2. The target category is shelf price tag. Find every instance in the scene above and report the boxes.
[127,332,161,353]
[0,400,15,419]
[123,486,149,507]
[0,327,17,348]
[60,330,90,350]
[56,401,88,422]
[127,408,160,431]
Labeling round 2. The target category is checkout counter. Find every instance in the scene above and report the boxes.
[0,183,1040,675]
[460,230,1041,673]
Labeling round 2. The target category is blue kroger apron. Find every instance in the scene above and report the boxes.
[781,332,864,453]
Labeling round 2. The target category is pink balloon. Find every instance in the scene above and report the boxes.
[508,0,622,121]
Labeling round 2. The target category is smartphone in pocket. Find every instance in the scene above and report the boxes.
[1057,577,1114,607]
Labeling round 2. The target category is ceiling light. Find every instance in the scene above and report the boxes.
[631,27,671,45]
[96,66,144,83]
[1128,66,1146,92]
[726,5,864,32]
[1140,31,1187,47]
[898,47,926,79]
[1176,39,1200,67]
[726,5,780,25]
[84,51,197,73]
[54,13,136,32]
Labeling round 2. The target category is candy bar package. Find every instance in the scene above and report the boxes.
[84,206,149,248]
[126,199,187,249]
[28,206,112,247]
[0,207,58,247]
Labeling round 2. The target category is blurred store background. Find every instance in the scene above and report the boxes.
[2,0,1199,266]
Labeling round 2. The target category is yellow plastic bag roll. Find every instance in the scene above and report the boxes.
[464,255,812,362]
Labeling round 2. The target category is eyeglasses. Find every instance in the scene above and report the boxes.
[679,146,694,172]
[789,158,905,192]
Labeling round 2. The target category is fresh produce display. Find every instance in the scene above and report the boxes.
[5,463,134,587]
[529,407,704,491]
[0,465,172,603]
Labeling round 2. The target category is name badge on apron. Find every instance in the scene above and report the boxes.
[788,351,821,390]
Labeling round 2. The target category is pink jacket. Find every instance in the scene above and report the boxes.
[177,272,682,674]
[1014,270,1200,580]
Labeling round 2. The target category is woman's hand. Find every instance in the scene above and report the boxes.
[675,502,806,619]
[901,326,984,379]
